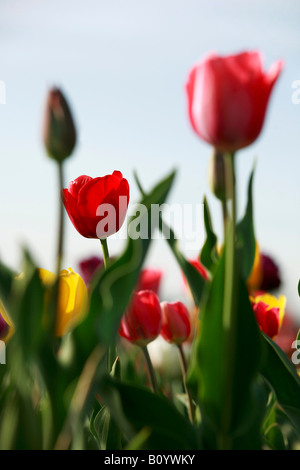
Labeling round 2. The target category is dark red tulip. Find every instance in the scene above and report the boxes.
[119,290,162,347]
[259,253,281,291]
[160,301,191,345]
[62,171,129,239]
[186,51,283,152]
[78,256,104,284]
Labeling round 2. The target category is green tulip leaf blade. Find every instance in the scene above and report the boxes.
[200,196,218,272]
[99,375,199,450]
[259,332,300,435]
[236,165,256,281]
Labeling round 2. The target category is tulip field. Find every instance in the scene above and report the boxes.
[1,36,300,453]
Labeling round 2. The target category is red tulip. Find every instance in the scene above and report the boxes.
[160,301,191,345]
[259,253,281,291]
[62,171,129,239]
[119,290,162,347]
[250,293,286,339]
[186,51,283,152]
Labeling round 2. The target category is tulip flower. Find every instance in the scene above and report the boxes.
[160,301,191,345]
[259,254,281,291]
[78,256,104,285]
[119,289,162,393]
[186,51,283,152]
[62,171,129,239]
[43,87,77,162]
[135,269,163,296]
[247,245,281,292]
[0,300,14,342]
[160,300,195,423]
[38,267,88,337]
[119,290,162,347]
[250,292,286,339]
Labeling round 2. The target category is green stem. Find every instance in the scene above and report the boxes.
[177,344,195,424]
[100,238,116,372]
[220,151,238,449]
[100,238,110,270]
[141,346,159,394]
[221,200,228,243]
[56,162,64,277]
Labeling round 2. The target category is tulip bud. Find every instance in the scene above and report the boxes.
[160,301,191,345]
[207,150,232,201]
[119,290,162,347]
[43,87,76,162]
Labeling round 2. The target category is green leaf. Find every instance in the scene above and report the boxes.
[236,165,256,281]
[93,405,122,450]
[188,253,262,447]
[259,333,300,435]
[263,423,286,450]
[100,376,199,450]
[200,197,218,271]
[0,260,16,304]
[15,269,47,358]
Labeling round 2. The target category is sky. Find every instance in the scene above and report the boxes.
[0,0,299,316]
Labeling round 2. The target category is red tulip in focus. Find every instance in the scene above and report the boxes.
[186,51,283,152]
[136,269,163,296]
[62,171,129,239]
[160,301,191,345]
[119,290,162,347]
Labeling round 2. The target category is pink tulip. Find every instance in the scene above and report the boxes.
[186,51,283,152]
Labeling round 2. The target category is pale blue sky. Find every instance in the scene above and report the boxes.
[0,0,299,314]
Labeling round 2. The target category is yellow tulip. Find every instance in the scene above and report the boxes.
[38,268,88,337]
[0,299,14,342]
[247,242,263,290]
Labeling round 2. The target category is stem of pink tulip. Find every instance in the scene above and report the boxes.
[100,238,116,372]
[56,162,65,277]
[100,238,110,269]
[177,344,195,424]
[141,345,159,394]
[220,151,238,449]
